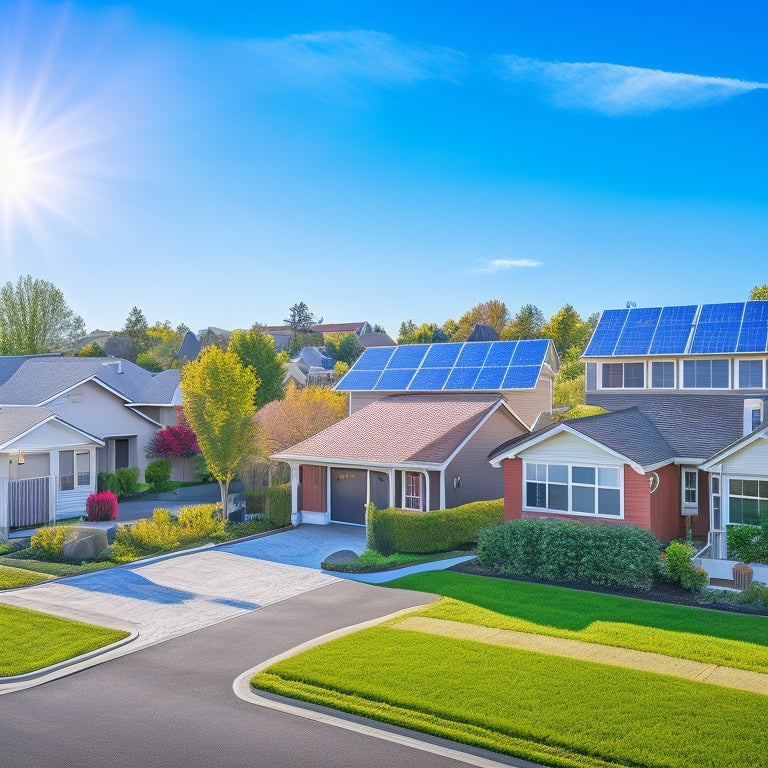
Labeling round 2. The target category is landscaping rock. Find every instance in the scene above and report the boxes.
[62,527,109,562]
[323,549,359,565]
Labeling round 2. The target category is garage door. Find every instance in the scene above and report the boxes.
[330,468,367,525]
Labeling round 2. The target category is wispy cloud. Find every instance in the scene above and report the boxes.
[245,30,465,89]
[470,259,542,274]
[494,55,768,115]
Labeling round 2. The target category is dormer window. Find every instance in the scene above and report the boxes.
[743,399,764,435]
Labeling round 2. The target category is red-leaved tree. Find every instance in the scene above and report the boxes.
[146,407,201,458]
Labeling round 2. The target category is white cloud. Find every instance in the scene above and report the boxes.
[245,30,465,89]
[470,258,543,274]
[494,55,768,115]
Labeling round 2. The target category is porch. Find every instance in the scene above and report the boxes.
[695,529,768,586]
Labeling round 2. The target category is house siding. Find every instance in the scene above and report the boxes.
[648,463,681,543]
[445,408,525,509]
[428,470,441,511]
[502,371,553,430]
[719,437,768,475]
[300,464,327,513]
[502,458,523,521]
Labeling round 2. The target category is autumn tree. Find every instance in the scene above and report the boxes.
[324,332,364,365]
[77,342,106,357]
[501,304,545,340]
[146,408,201,458]
[0,275,85,354]
[750,284,768,300]
[228,326,285,409]
[452,299,510,341]
[397,321,446,345]
[542,304,592,357]
[181,346,259,519]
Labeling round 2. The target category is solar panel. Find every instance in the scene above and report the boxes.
[386,344,428,368]
[613,307,662,356]
[337,370,382,390]
[737,301,768,353]
[354,347,395,370]
[484,342,517,368]
[473,367,507,390]
[375,368,417,390]
[690,303,744,354]
[444,367,481,390]
[422,342,462,368]
[502,366,540,389]
[409,367,451,391]
[648,305,697,355]
[511,339,550,365]
[583,309,628,357]
[456,342,491,367]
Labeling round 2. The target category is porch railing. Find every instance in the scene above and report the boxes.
[7,476,53,528]
[696,529,727,561]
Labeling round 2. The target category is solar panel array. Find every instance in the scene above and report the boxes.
[336,339,551,392]
[584,301,768,358]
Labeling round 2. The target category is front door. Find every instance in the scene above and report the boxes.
[114,439,130,470]
[330,468,366,525]
[369,471,390,510]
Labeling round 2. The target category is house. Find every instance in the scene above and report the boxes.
[0,355,181,521]
[358,331,396,348]
[283,347,336,388]
[260,321,373,353]
[489,301,768,576]
[271,339,560,525]
[0,406,103,536]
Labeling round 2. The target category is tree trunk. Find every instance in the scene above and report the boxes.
[219,479,230,520]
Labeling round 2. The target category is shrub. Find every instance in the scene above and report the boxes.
[176,503,224,542]
[245,484,291,527]
[368,500,504,556]
[28,526,70,561]
[111,508,180,561]
[727,523,768,564]
[663,540,708,591]
[477,519,661,591]
[114,467,140,497]
[145,459,172,489]
[86,491,119,522]
[97,471,121,495]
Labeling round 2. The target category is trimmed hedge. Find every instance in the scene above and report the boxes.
[478,518,661,590]
[145,459,172,489]
[727,523,768,564]
[246,484,291,527]
[97,467,141,498]
[368,500,504,556]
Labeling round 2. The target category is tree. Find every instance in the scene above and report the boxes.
[325,332,364,365]
[122,306,149,359]
[452,300,510,341]
[181,346,259,519]
[398,322,445,345]
[750,284,768,300]
[77,342,105,357]
[501,304,545,340]
[542,304,592,357]
[0,275,85,354]
[146,408,201,458]
[284,302,315,333]
[397,319,417,343]
[228,326,285,409]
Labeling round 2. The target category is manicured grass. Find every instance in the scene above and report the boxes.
[0,564,52,589]
[0,604,129,676]
[0,556,113,577]
[387,571,768,672]
[253,626,768,768]
[322,548,466,573]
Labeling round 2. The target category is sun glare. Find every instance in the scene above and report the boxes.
[0,133,35,202]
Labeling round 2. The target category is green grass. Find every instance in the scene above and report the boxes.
[0,564,52,589]
[386,571,768,672]
[253,626,768,768]
[0,604,129,676]
[0,555,113,577]
[322,548,465,573]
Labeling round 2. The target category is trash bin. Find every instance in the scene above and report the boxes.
[733,563,753,591]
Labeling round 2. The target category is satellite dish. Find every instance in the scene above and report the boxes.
[648,472,660,493]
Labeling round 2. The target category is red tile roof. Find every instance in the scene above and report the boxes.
[272,394,505,465]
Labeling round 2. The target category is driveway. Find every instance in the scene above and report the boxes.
[0,525,366,651]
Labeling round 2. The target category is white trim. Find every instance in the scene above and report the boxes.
[0,415,104,452]
[700,424,768,471]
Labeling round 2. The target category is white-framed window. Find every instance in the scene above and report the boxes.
[682,359,729,389]
[651,361,675,388]
[59,450,90,491]
[738,359,764,389]
[404,471,423,511]
[524,462,622,517]
[601,362,644,389]
[728,478,768,526]
[682,468,698,508]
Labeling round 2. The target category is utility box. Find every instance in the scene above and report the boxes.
[733,562,754,591]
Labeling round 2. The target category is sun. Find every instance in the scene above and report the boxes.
[0,132,36,203]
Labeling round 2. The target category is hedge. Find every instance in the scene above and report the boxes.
[246,484,291,527]
[727,523,768,564]
[477,518,661,590]
[368,500,504,556]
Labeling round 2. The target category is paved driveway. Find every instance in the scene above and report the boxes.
[0,525,366,651]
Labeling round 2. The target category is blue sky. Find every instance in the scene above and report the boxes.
[0,1,766,337]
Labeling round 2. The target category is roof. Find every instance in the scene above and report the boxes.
[0,354,59,386]
[273,393,509,466]
[312,322,367,334]
[489,407,676,470]
[293,347,335,370]
[0,357,181,406]
[174,331,202,362]
[701,421,768,470]
[0,406,103,449]
[358,331,396,348]
[466,324,500,342]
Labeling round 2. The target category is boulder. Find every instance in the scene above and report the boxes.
[62,527,108,562]
[323,549,359,566]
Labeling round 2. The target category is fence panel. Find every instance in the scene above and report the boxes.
[8,476,51,528]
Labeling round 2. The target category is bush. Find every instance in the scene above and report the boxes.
[145,459,172,489]
[477,519,661,591]
[97,471,121,495]
[193,455,215,483]
[368,500,504,557]
[176,503,224,542]
[111,508,180,561]
[28,526,70,561]
[86,491,119,522]
[245,484,291,527]
[663,540,708,591]
[115,467,140,497]
[727,523,768,564]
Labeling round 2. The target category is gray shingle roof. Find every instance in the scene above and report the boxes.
[0,357,180,406]
[0,406,54,446]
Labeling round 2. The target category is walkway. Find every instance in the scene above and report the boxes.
[394,616,768,696]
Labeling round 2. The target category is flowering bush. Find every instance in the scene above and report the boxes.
[146,407,200,459]
[86,491,119,521]
[28,526,69,560]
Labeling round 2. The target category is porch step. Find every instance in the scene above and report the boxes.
[710,577,735,589]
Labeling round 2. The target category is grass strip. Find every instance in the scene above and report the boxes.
[253,626,768,768]
[0,564,52,589]
[0,604,129,676]
[0,556,113,577]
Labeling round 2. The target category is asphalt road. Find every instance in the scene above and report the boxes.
[0,579,524,768]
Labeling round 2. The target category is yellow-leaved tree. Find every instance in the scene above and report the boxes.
[181,346,259,519]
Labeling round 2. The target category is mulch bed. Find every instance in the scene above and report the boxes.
[449,558,765,615]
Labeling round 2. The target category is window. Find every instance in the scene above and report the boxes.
[683,359,729,389]
[728,479,768,526]
[525,462,621,517]
[683,468,697,507]
[585,363,597,392]
[651,361,675,388]
[711,475,722,529]
[404,472,423,511]
[601,362,644,389]
[76,451,90,486]
[59,450,90,491]
[738,360,764,389]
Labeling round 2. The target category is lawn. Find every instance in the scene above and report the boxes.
[253,626,768,768]
[388,571,768,673]
[0,564,52,589]
[0,604,129,676]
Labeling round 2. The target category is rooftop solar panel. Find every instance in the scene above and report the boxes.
[422,342,462,368]
[444,367,481,390]
[386,344,428,369]
[456,342,492,367]
[511,339,550,365]
[484,342,517,368]
[409,367,451,391]
[648,305,697,355]
[337,370,382,390]
[502,366,540,389]
[354,347,395,370]
[613,307,662,356]
[375,368,417,390]
[690,303,744,354]
[473,366,507,390]
[737,302,768,353]
[583,309,628,357]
